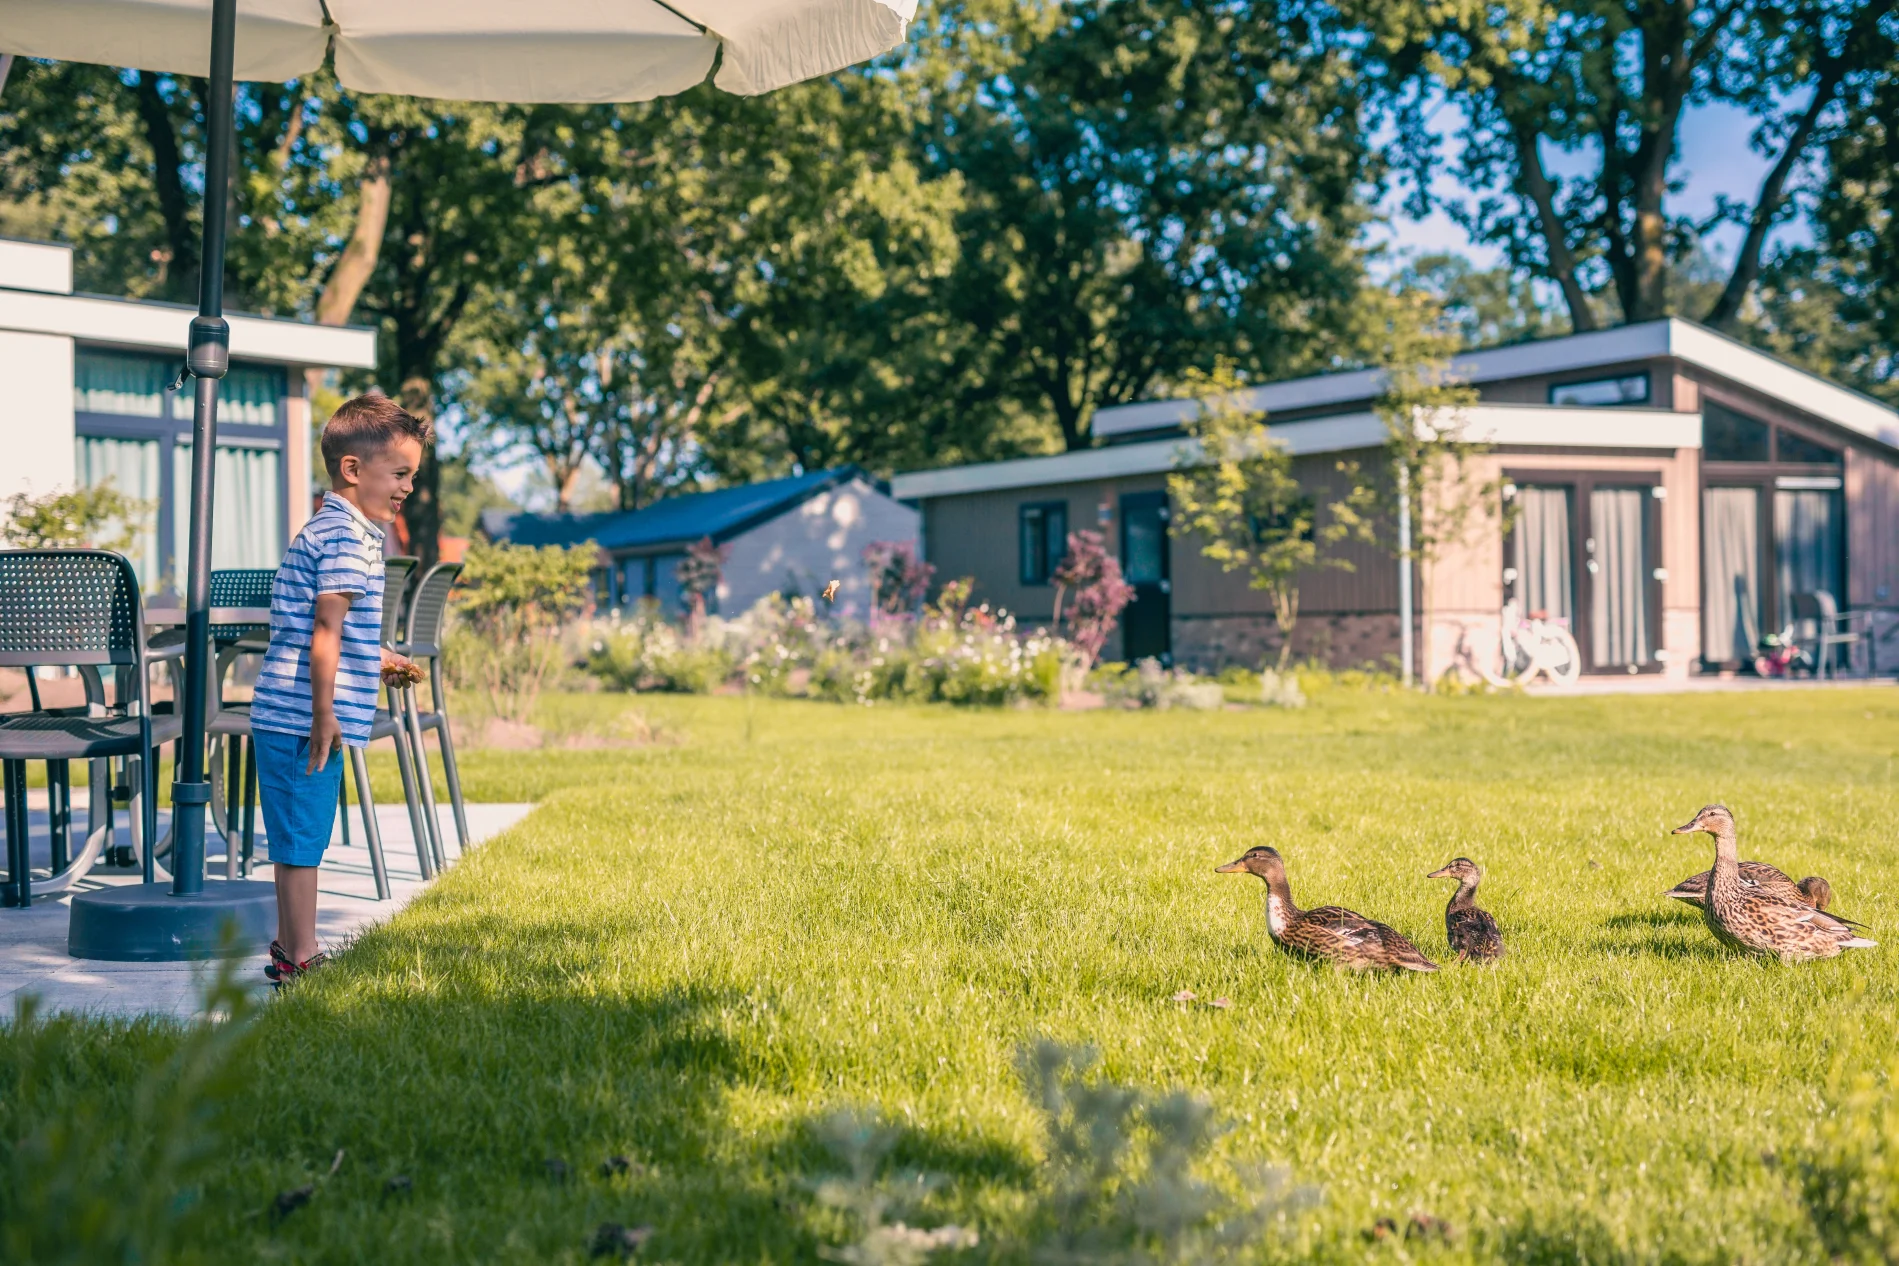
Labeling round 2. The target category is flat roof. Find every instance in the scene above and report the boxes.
[890,405,1699,500]
[1090,317,1899,450]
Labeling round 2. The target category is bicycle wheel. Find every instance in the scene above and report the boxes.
[1543,629,1582,685]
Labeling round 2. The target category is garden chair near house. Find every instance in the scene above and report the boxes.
[1790,591,1870,679]
[0,551,176,906]
[396,561,470,860]
[369,557,441,881]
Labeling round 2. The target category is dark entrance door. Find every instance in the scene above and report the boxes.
[1119,490,1171,663]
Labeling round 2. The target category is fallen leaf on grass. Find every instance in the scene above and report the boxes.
[383,1175,413,1199]
[1208,996,1232,1009]
[1365,1217,1398,1241]
[1171,989,1197,1003]
[600,1155,644,1178]
[1407,1212,1455,1242]
[590,1222,655,1258]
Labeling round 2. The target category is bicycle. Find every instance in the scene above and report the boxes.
[1481,600,1583,687]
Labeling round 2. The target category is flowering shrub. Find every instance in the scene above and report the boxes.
[862,540,935,617]
[1052,531,1135,670]
[587,587,1069,707]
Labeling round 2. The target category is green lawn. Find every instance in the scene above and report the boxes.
[7,688,1899,1263]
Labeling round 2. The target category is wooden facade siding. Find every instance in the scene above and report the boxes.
[1846,448,1899,607]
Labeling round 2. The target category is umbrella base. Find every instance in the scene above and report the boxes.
[68,881,274,962]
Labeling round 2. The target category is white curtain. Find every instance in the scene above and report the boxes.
[1590,488,1650,667]
[1702,487,1760,662]
[1515,487,1572,623]
[173,444,283,570]
[1775,489,1843,630]
[73,436,163,587]
[73,352,169,418]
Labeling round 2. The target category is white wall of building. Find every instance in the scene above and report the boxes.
[719,477,921,615]
[0,329,78,520]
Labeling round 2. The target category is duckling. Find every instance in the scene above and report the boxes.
[1670,805,1876,962]
[1425,857,1505,962]
[1217,846,1438,973]
[1665,865,1865,925]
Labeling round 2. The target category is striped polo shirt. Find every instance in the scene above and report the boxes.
[250,493,387,747]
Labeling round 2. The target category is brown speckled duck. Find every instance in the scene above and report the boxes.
[1425,857,1505,962]
[1664,863,1830,909]
[1670,805,1877,962]
[1217,846,1438,973]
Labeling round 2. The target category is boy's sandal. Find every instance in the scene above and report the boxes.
[268,949,329,988]
[264,940,293,983]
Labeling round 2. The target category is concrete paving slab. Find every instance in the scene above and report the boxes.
[1,796,533,1020]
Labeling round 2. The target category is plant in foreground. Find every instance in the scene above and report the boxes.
[1798,1057,1899,1264]
[808,1109,977,1266]
[0,950,258,1265]
[1017,1039,1319,1265]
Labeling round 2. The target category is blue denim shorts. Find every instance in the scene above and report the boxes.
[253,727,347,868]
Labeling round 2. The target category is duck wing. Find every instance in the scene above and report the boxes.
[1666,863,1802,906]
[1710,889,1878,961]
[1286,906,1438,972]
[1447,905,1506,960]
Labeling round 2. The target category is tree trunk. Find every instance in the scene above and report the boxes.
[314,154,392,327]
[132,71,198,301]
[399,371,442,570]
[1505,115,1598,332]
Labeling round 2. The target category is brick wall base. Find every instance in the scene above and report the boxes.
[1169,614,1401,674]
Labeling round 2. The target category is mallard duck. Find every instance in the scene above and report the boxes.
[1670,805,1876,961]
[1425,857,1505,961]
[1217,846,1438,973]
[1665,864,1864,925]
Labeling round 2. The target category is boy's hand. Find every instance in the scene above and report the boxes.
[307,710,342,773]
[380,650,424,689]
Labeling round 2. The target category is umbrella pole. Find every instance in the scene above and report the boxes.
[169,0,238,898]
[69,0,273,960]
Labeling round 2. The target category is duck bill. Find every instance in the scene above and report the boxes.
[1425,865,1455,879]
[1670,820,1701,835]
[1215,859,1247,874]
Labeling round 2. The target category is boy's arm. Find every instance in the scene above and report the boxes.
[308,592,351,773]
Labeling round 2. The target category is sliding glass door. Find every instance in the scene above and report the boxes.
[1774,485,1843,627]
[1701,487,1761,664]
[1507,472,1663,674]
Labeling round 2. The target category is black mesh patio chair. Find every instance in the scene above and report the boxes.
[0,550,180,905]
[395,561,469,858]
[197,568,278,883]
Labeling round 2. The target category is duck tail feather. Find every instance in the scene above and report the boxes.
[1842,936,1878,950]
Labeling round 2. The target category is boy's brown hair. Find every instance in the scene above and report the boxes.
[320,392,434,481]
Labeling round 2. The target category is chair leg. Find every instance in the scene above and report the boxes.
[404,693,447,873]
[347,747,391,901]
[4,761,28,908]
[48,759,70,873]
[390,729,436,881]
[337,773,353,849]
[434,722,471,857]
[224,735,241,881]
[241,739,258,878]
[132,752,154,885]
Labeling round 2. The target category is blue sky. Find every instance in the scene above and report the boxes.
[1373,98,1805,270]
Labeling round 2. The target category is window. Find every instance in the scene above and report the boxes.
[1019,501,1067,584]
[72,349,288,595]
[1775,428,1841,466]
[1550,374,1650,407]
[1703,402,1770,462]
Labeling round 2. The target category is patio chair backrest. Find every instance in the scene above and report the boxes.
[381,556,418,647]
[402,562,463,659]
[0,550,144,668]
[1790,591,1840,625]
[208,567,276,645]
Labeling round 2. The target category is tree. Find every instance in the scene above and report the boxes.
[1167,368,1374,670]
[1390,252,1568,349]
[916,0,1384,452]
[1367,0,1896,332]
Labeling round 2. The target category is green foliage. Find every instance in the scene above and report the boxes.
[806,1111,976,1266]
[1799,1059,1899,1264]
[1,480,151,554]
[450,540,596,721]
[0,957,257,1265]
[1169,364,1374,670]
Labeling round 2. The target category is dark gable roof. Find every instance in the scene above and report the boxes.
[480,467,867,554]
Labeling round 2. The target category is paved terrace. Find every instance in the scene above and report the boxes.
[1,795,532,1020]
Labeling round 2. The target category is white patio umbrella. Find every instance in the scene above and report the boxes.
[2,0,915,958]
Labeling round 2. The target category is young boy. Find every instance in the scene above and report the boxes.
[249,392,430,982]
